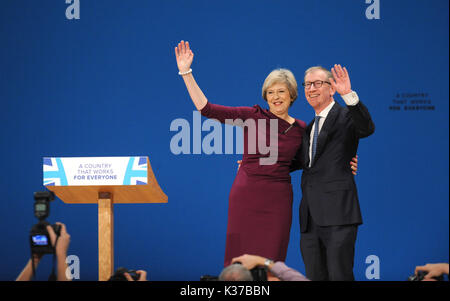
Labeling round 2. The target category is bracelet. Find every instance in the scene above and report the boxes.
[178,68,192,76]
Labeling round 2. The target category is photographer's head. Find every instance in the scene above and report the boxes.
[218,263,253,281]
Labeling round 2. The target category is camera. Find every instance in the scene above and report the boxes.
[29,191,61,255]
[232,261,268,281]
[249,266,268,281]
[108,267,141,281]
[407,270,444,281]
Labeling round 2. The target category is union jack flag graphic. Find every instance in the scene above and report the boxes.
[124,156,148,185]
[43,157,68,186]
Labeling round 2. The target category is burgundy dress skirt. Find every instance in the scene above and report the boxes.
[200,101,306,266]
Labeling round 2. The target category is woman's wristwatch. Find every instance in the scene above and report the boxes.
[264,258,274,268]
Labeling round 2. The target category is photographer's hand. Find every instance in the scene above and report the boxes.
[231,254,273,270]
[415,263,449,281]
[124,270,147,281]
[47,222,71,281]
[47,222,71,256]
[15,254,43,281]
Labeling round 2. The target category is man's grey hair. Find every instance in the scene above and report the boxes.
[218,264,253,281]
[304,66,334,81]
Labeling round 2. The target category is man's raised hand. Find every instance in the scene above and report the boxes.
[330,64,352,95]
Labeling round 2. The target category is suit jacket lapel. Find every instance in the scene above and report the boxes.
[314,102,340,163]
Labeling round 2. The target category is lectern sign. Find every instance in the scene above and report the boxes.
[43,156,148,186]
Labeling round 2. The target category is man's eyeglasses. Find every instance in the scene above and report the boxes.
[302,80,331,89]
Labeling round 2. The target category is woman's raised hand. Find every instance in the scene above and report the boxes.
[174,40,207,110]
[175,40,194,73]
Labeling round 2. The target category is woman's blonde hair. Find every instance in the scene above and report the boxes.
[262,68,298,106]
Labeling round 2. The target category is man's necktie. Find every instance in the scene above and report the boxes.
[311,116,321,165]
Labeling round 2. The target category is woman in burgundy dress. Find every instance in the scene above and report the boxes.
[175,41,354,267]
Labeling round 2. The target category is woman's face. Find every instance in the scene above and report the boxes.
[266,82,292,116]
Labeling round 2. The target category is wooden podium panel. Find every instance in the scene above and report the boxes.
[98,194,114,281]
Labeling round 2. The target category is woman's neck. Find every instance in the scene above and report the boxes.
[270,110,293,124]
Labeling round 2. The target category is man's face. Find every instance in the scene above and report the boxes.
[304,70,335,113]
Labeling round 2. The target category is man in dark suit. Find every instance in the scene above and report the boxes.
[299,65,375,281]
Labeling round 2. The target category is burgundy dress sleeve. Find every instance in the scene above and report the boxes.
[289,120,306,172]
[200,101,259,123]
[289,148,303,172]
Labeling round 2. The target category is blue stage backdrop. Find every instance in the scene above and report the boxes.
[0,0,448,281]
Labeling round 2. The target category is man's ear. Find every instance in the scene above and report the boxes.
[329,83,336,96]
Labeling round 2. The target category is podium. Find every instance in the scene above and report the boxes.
[43,156,167,281]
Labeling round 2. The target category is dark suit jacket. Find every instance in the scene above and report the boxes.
[299,101,375,232]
